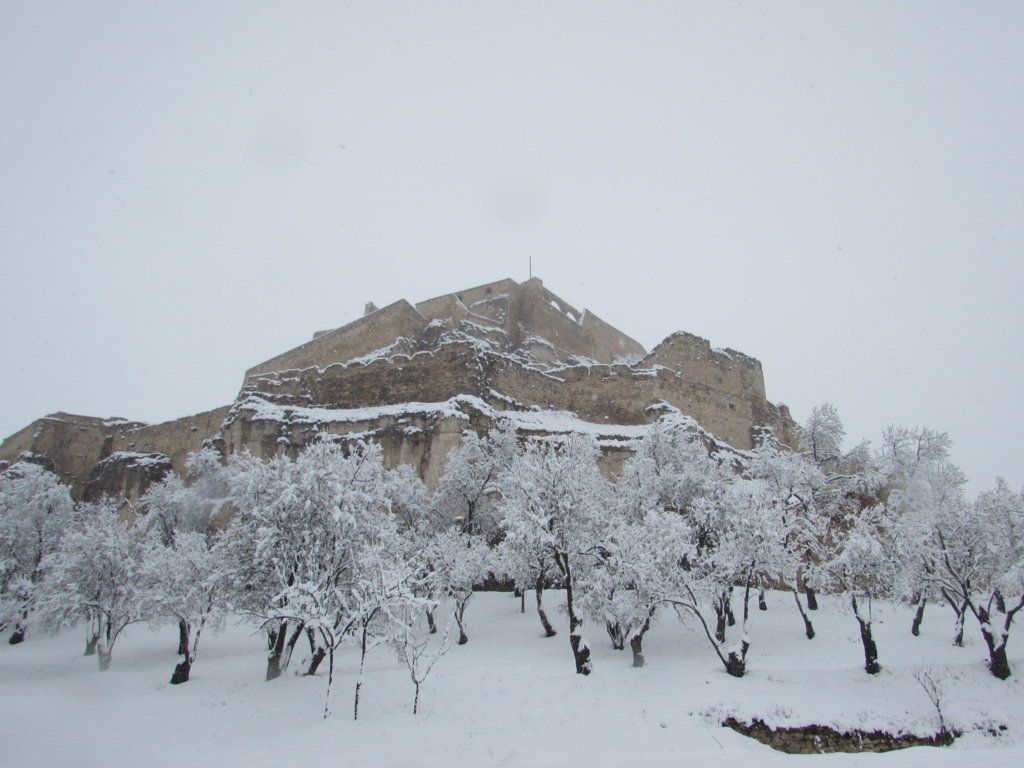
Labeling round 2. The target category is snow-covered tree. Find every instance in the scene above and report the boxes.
[906,476,1024,679]
[500,434,610,674]
[748,437,844,639]
[612,413,749,660]
[968,480,1024,679]
[140,447,229,542]
[615,411,726,522]
[0,462,74,644]
[388,462,446,634]
[217,438,445,718]
[218,441,392,680]
[494,531,559,638]
[685,490,736,645]
[709,477,792,660]
[387,463,435,534]
[37,501,152,670]
[139,530,225,683]
[347,535,424,720]
[821,504,899,674]
[424,528,493,644]
[390,599,452,715]
[881,426,974,645]
[433,422,518,538]
[139,448,230,658]
[617,507,756,677]
[577,515,660,666]
[800,403,845,466]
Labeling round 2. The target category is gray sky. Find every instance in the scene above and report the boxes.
[2,2,1021,493]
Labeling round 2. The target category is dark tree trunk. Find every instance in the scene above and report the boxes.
[856,617,881,674]
[281,622,304,672]
[177,620,189,655]
[555,552,591,675]
[354,623,371,720]
[743,570,753,625]
[520,589,525,614]
[305,628,326,676]
[725,639,749,678]
[714,606,727,643]
[629,633,646,668]
[629,608,656,668]
[8,609,29,644]
[535,578,556,637]
[725,592,736,626]
[170,657,191,684]
[455,598,469,645]
[322,645,336,719]
[714,593,727,644]
[986,642,1011,680]
[953,599,968,647]
[97,622,114,670]
[306,647,327,676]
[792,589,815,640]
[758,589,767,611]
[605,620,625,650]
[426,609,437,635]
[911,597,926,637]
[84,631,100,656]
[266,621,288,681]
[568,627,591,675]
[806,586,818,611]
[994,591,1006,614]
[723,569,753,677]
[977,607,1012,680]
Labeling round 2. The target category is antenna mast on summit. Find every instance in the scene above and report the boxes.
[529,255,532,279]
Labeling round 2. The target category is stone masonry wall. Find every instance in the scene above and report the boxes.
[580,308,647,362]
[485,358,770,450]
[245,299,428,379]
[111,405,232,474]
[244,344,486,411]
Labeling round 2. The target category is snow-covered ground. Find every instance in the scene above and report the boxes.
[1,590,1020,767]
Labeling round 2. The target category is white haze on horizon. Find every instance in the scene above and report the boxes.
[1,1,1021,493]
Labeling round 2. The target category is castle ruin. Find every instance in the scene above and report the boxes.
[1,277,799,501]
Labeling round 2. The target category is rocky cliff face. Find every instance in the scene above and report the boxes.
[0,277,799,500]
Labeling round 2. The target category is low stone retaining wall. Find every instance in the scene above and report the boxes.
[722,717,957,754]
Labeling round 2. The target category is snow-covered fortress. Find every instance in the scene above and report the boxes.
[0,277,798,502]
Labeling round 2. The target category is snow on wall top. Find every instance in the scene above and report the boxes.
[235,394,477,426]
[96,451,172,468]
[231,392,743,455]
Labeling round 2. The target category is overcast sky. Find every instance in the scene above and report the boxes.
[1,2,1021,492]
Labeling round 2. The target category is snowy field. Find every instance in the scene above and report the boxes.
[1,590,1020,768]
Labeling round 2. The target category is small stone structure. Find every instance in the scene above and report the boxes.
[1,277,799,501]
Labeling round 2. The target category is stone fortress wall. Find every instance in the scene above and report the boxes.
[245,300,428,380]
[1,276,799,502]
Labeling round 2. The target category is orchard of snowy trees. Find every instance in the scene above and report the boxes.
[1,404,1022,720]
